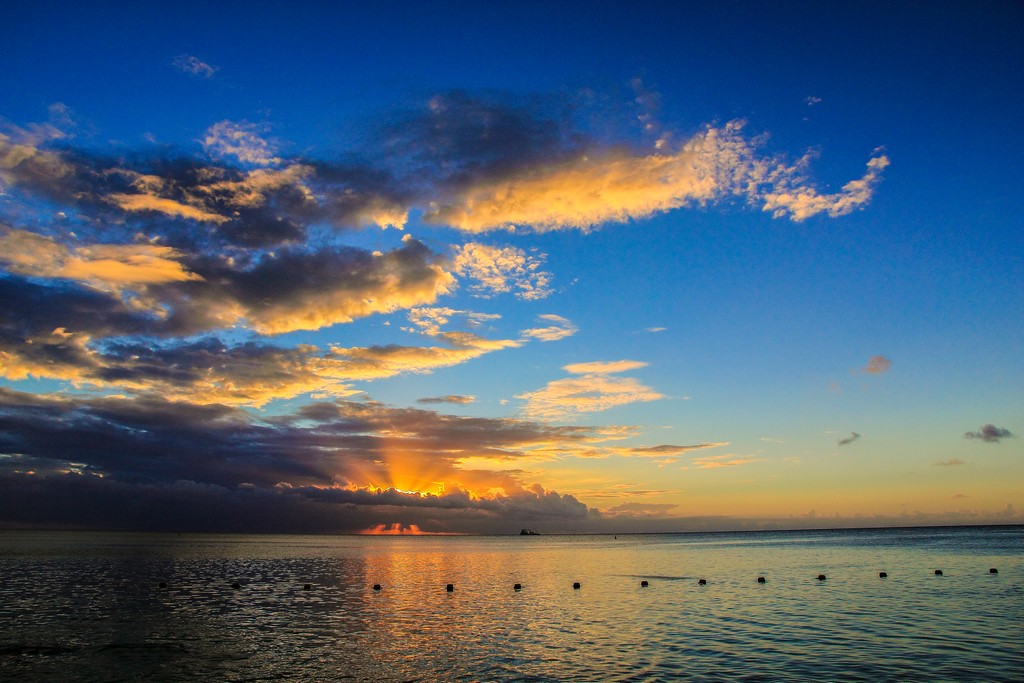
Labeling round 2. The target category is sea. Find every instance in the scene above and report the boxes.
[1,525,1021,681]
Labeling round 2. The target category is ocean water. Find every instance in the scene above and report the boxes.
[0,526,1021,681]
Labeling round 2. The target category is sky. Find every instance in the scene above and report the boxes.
[1,0,1021,534]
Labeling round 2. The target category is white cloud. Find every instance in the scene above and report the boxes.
[202,120,280,166]
[519,314,578,342]
[517,358,663,420]
[452,242,553,300]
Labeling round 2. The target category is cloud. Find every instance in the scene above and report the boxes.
[414,110,888,231]
[838,431,861,446]
[0,94,894,532]
[608,442,729,458]
[564,359,647,374]
[604,502,679,517]
[0,388,641,530]
[171,54,218,78]
[452,242,553,300]
[0,227,202,289]
[517,359,663,420]
[861,355,892,374]
[688,454,765,469]
[519,314,578,342]
[935,459,966,467]
[418,395,476,405]
[202,120,280,167]
[963,424,1013,443]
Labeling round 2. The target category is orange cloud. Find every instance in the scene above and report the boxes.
[563,359,647,374]
[424,121,888,232]
[860,354,892,374]
[109,192,228,223]
[0,228,202,288]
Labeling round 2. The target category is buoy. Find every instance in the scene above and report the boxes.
[573,582,581,590]
[372,584,382,591]
[640,580,649,587]
[446,583,454,592]
[231,582,241,590]
[757,576,766,583]
[817,574,827,581]
[990,568,998,574]
[879,572,887,578]
[698,578,707,586]
[513,583,522,591]
[303,583,311,590]
[934,570,943,576]
[158,582,167,589]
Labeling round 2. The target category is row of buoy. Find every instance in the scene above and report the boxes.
[155,568,1001,591]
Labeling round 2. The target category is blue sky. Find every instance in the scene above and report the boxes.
[0,1,1020,533]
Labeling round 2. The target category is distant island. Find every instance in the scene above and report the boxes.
[519,528,540,535]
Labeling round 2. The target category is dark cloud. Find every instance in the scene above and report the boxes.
[377,91,583,188]
[838,432,860,446]
[963,424,1013,443]
[417,395,476,405]
[0,389,603,531]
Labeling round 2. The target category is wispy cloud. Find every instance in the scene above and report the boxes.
[604,502,679,517]
[935,459,966,467]
[171,54,218,78]
[519,314,578,342]
[964,424,1013,443]
[688,454,765,469]
[517,359,663,420]
[417,395,476,405]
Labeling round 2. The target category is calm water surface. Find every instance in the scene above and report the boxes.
[1,526,1021,681]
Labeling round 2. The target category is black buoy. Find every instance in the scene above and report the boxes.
[879,572,888,578]
[817,574,827,581]
[934,569,943,576]
[757,576,766,583]
[158,582,167,589]
[446,583,454,592]
[572,582,581,590]
[698,578,707,586]
[640,580,649,587]
[372,584,382,591]
[231,582,241,590]
[989,568,998,574]
[303,583,311,590]
[513,583,522,591]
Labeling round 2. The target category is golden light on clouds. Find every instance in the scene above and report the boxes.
[424,121,889,232]
[0,228,202,287]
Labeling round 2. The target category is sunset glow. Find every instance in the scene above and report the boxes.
[1,1,1021,534]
